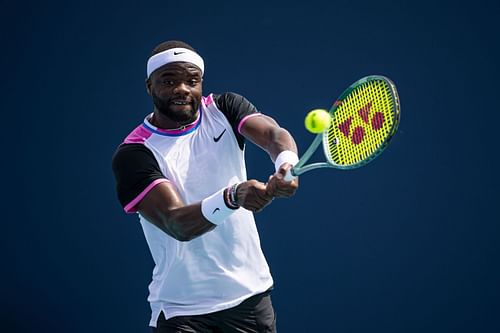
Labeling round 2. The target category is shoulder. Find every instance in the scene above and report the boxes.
[111,143,166,213]
[213,92,253,111]
[113,143,153,160]
[112,143,157,172]
[211,92,259,120]
[207,93,260,149]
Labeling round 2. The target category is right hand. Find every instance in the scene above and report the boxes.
[235,180,274,212]
[266,162,299,198]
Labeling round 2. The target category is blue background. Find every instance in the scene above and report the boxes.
[3,0,499,332]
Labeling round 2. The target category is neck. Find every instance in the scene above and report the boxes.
[150,110,199,130]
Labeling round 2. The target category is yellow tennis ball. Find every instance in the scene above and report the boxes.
[304,109,331,133]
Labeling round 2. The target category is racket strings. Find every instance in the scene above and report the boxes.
[324,79,396,166]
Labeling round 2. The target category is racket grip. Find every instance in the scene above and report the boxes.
[284,168,295,182]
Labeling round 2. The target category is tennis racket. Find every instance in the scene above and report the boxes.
[285,75,400,181]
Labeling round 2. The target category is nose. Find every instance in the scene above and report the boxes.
[173,82,190,94]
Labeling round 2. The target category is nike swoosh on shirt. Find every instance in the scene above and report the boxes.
[213,129,227,142]
[174,51,185,55]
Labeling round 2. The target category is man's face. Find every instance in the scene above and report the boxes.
[147,62,203,123]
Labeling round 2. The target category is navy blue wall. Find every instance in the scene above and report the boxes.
[3,0,499,332]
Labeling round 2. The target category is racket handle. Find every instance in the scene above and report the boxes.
[284,168,296,182]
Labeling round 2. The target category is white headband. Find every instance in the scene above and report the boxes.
[147,47,205,78]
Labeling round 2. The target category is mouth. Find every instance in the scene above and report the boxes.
[170,99,192,106]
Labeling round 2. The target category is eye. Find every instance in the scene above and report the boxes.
[187,79,198,87]
[162,79,175,86]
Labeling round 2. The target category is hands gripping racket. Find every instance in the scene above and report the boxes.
[285,75,400,181]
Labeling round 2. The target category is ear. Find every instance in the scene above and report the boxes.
[145,78,152,96]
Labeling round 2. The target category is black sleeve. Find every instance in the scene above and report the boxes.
[111,143,166,212]
[213,92,259,149]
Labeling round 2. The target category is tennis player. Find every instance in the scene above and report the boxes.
[112,40,299,332]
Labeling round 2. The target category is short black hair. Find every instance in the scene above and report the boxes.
[151,40,196,56]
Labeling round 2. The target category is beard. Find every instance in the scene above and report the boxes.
[152,92,200,124]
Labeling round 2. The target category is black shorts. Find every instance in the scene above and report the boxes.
[152,290,276,333]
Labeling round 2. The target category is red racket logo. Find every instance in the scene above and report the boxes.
[337,101,385,145]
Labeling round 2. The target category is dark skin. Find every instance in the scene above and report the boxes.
[140,62,299,241]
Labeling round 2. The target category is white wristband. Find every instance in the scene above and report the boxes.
[274,150,299,172]
[201,188,237,225]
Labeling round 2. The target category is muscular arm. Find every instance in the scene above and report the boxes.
[138,180,272,241]
[113,143,272,242]
[137,182,214,242]
[240,115,299,198]
[240,114,298,162]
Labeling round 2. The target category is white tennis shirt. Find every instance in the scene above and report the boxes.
[117,94,273,327]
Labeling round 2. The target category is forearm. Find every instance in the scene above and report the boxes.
[239,114,299,198]
[266,127,298,162]
[140,203,215,242]
[138,180,272,241]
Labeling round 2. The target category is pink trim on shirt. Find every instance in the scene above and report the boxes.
[202,94,214,106]
[237,113,262,134]
[124,179,169,213]
[145,111,201,136]
[153,122,198,135]
[124,125,153,144]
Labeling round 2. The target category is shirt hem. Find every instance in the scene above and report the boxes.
[148,281,274,327]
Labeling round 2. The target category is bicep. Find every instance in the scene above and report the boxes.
[240,114,296,159]
[239,114,279,148]
[136,181,186,234]
[138,182,214,241]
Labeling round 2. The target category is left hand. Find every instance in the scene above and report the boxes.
[236,179,274,213]
[266,163,299,198]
